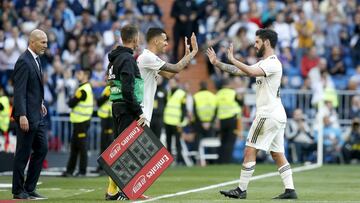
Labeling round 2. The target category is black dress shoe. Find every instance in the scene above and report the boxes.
[61,171,73,177]
[27,191,47,200]
[13,192,30,199]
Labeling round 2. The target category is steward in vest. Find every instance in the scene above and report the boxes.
[95,85,113,173]
[62,68,93,177]
[193,81,217,149]
[105,25,146,201]
[216,78,241,164]
[163,79,187,165]
[0,85,10,135]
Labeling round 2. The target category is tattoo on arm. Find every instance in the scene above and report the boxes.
[217,62,245,75]
[161,52,196,73]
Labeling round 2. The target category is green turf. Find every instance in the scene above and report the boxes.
[0,164,359,202]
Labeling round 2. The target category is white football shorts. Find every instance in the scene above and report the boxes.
[246,116,286,153]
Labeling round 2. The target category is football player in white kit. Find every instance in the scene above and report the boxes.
[137,28,198,125]
[206,29,297,200]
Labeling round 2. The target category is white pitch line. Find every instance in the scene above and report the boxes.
[62,189,95,198]
[135,163,321,203]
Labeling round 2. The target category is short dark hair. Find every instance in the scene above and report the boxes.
[255,28,278,49]
[120,25,139,44]
[78,68,92,78]
[146,27,166,43]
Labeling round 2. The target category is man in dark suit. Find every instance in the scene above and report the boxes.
[12,29,48,200]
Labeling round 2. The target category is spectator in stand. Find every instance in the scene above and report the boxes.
[247,1,263,28]
[79,9,95,35]
[0,38,21,87]
[138,0,162,20]
[1,0,19,27]
[349,96,360,119]
[261,0,279,27]
[219,1,239,33]
[304,0,326,31]
[61,38,80,71]
[55,68,76,117]
[327,46,346,76]
[351,12,360,66]
[9,27,27,52]
[312,26,326,57]
[228,13,259,45]
[90,61,106,99]
[348,65,360,91]
[117,0,143,22]
[324,12,343,57]
[51,8,66,48]
[55,0,76,33]
[301,46,319,78]
[95,9,112,35]
[342,117,360,164]
[231,27,250,55]
[273,11,297,48]
[316,115,343,163]
[171,0,198,62]
[102,1,118,22]
[286,109,316,163]
[139,6,164,34]
[80,43,101,70]
[279,47,296,75]
[294,9,315,69]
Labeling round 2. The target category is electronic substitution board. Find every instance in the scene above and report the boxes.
[97,121,173,200]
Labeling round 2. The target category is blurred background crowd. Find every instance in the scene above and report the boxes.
[1,0,360,170]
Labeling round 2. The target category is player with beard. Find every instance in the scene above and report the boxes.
[206,29,297,200]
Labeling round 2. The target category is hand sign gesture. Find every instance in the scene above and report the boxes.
[206,47,217,65]
[227,43,235,63]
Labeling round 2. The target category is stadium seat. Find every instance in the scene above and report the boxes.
[180,139,198,167]
[198,137,221,167]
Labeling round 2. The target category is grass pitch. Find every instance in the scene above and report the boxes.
[0,164,359,202]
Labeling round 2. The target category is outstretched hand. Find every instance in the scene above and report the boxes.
[184,37,190,56]
[226,43,235,63]
[206,47,217,65]
[190,32,198,54]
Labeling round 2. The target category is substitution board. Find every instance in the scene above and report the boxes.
[97,121,173,200]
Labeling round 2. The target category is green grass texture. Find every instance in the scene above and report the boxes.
[0,164,359,202]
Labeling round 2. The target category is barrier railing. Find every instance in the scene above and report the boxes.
[49,89,357,153]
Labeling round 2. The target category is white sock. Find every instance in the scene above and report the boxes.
[238,161,256,191]
[278,164,295,190]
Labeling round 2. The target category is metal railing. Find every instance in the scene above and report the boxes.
[50,116,101,154]
[245,89,358,120]
[49,89,357,153]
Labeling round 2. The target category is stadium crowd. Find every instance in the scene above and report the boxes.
[1,0,360,168]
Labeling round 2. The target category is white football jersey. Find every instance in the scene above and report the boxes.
[253,55,287,122]
[137,49,166,123]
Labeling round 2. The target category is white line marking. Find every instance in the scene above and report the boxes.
[38,188,61,191]
[135,164,321,203]
[62,189,95,198]
[0,182,42,188]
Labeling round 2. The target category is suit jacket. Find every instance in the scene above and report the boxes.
[12,49,44,128]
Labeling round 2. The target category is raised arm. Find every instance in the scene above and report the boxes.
[206,47,246,76]
[159,33,198,79]
[226,44,265,77]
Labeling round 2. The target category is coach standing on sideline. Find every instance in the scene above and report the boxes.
[12,29,48,200]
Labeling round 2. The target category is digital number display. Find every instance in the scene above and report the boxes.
[129,140,151,165]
